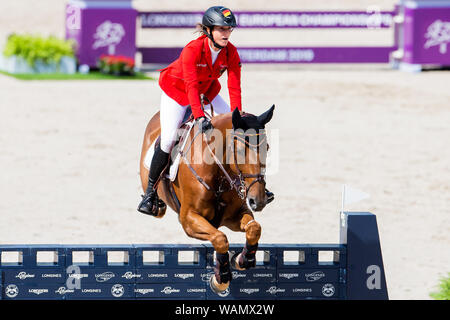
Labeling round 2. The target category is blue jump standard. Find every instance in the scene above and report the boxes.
[0,212,388,300]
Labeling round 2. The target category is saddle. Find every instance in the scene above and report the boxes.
[144,101,231,221]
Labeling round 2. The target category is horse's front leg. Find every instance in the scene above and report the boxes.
[225,211,262,270]
[179,206,232,292]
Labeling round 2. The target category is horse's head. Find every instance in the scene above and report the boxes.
[230,105,275,212]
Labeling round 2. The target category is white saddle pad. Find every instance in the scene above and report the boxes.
[143,120,195,181]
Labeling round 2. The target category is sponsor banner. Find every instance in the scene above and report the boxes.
[135,284,206,299]
[136,269,203,284]
[3,283,65,300]
[65,7,137,67]
[138,47,181,64]
[277,269,340,283]
[199,270,276,285]
[2,283,133,299]
[199,271,276,286]
[205,283,277,300]
[140,12,203,28]
[139,11,394,28]
[237,269,277,283]
[237,47,393,63]
[65,283,134,299]
[138,47,393,64]
[403,6,450,64]
[276,283,342,298]
[3,269,66,284]
[66,267,139,283]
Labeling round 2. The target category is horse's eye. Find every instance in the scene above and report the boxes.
[267,144,270,151]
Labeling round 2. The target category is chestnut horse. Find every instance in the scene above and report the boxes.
[139,106,274,293]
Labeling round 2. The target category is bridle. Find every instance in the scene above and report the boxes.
[228,129,267,199]
[180,98,268,200]
[200,123,268,200]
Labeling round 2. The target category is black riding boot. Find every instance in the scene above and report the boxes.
[137,144,169,216]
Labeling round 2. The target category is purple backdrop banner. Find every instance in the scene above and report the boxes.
[64,2,449,66]
[402,5,450,64]
[138,47,394,64]
[139,11,394,29]
[66,5,137,67]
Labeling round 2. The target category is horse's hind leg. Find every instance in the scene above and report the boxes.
[225,212,262,270]
[179,207,232,292]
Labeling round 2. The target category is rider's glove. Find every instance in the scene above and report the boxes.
[197,116,213,133]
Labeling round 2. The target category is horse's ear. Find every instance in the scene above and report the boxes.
[232,108,245,129]
[257,105,275,125]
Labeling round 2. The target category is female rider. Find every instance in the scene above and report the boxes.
[138,6,273,216]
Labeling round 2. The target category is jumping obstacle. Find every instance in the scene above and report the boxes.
[0,212,388,300]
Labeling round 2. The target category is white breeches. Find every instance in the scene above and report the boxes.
[159,91,230,153]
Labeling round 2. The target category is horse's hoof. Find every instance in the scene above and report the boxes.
[231,252,245,271]
[209,274,230,295]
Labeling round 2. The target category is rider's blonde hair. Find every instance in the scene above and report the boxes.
[194,23,212,36]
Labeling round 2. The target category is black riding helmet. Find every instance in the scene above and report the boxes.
[202,6,237,49]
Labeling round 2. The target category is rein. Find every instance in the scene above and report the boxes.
[179,98,266,200]
[178,95,215,191]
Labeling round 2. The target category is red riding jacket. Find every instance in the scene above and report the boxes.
[159,35,242,119]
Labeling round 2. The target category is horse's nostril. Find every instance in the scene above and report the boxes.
[249,198,257,209]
